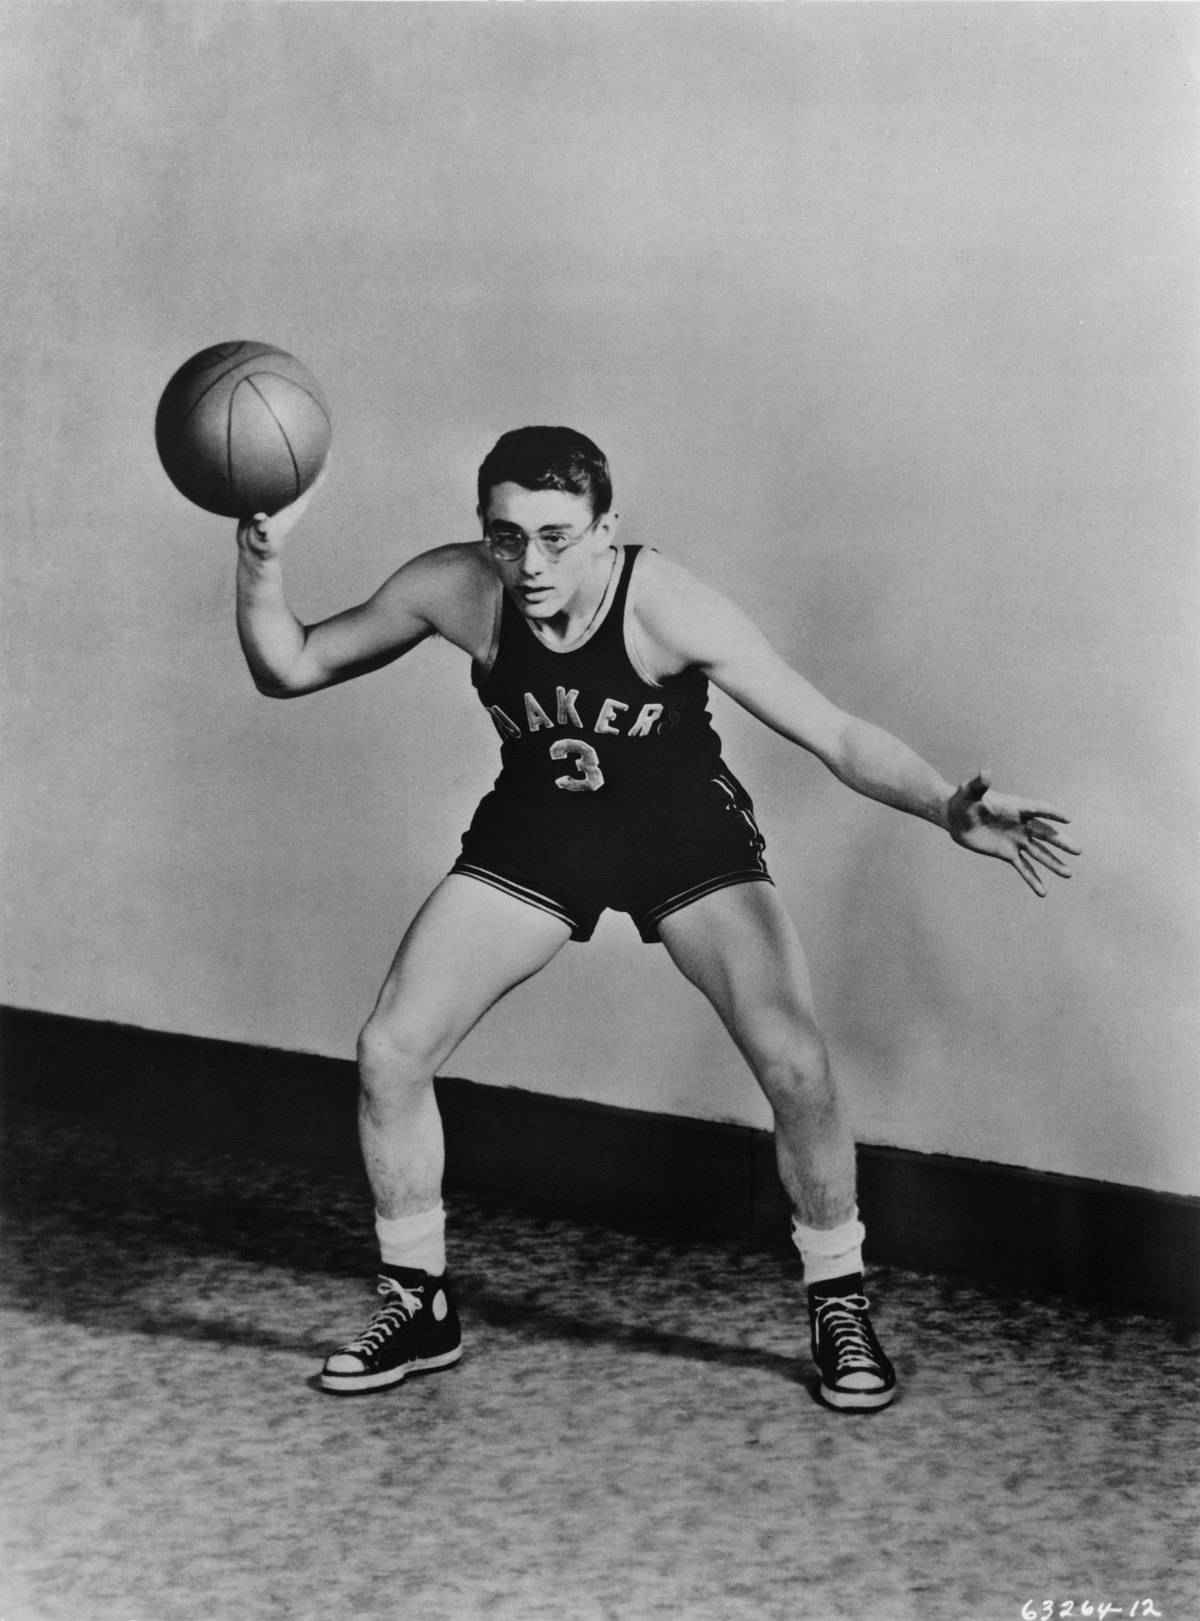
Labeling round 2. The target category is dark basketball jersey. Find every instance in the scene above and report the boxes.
[472,545,725,811]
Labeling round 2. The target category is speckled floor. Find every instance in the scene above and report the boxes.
[1,1102,1197,1621]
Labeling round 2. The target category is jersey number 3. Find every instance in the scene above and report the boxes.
[550,738,604,792]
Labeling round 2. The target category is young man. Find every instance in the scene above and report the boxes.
[236,426,1078,1412]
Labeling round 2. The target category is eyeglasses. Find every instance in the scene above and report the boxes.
[483,516,599,562]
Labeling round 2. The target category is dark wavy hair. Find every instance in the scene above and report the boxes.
[477,426,613,519]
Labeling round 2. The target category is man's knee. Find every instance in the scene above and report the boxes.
[357,1013,442,1093]
[751,1015,833,1109]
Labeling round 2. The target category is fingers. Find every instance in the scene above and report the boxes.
[1003,797,1083,859]
[1025,820,1083,856]
[1011,825,1077,895]
[1022,838,1073,878]
[237,511,275,559]
[241,472,323,553]
[1019,802,1072,826]
[1013,849,1048,898]
[1019,807,1082,857]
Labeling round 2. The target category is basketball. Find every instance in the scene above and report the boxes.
[155,341,332,518]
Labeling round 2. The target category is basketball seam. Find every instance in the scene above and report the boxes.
[160,344,272,456]
[243,377,301,504]
[246,369,332,428]
[225,382,235,505]
[206,368,331,495]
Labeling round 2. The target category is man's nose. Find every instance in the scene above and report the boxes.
[518,540,546,575]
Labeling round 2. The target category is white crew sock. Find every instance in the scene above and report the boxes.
[791,1211,866,1288]
[375,1203,446,1277]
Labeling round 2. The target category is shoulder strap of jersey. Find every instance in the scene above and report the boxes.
[585,542,642,664]
[608,543,641,625]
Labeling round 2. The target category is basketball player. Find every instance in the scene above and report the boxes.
[235,427,1079,1412]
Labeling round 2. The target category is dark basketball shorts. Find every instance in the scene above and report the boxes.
[450,767,772,943]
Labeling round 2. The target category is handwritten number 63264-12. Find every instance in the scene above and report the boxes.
[1021,1602,1162,1620]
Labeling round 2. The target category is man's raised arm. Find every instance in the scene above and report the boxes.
[235,486,437,698]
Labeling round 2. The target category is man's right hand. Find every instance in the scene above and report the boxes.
[236,470,324,563]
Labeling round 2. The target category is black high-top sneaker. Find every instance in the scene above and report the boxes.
[808,1273,897,1412]
[320,1267,462,1395]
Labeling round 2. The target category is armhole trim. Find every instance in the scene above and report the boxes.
[472,574,504,684]
[623,546,667,689]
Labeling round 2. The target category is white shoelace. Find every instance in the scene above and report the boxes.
[343,1277,423,1356]
[814,1294,880,1372]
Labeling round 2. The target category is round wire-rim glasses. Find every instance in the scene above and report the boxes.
[483,514,601,563]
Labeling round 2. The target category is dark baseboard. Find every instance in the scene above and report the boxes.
[2,1005,1196,1322]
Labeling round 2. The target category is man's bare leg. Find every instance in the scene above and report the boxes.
[658,882,896,1410]
[657,882,856,1228]
[321,874,570,1394]
[356,873,572,1219]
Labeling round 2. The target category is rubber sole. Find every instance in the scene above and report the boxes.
[319,1344,463,1396]
[818,1379,897,1412]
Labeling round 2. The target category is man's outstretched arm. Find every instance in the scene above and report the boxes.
[637,555,1081,896]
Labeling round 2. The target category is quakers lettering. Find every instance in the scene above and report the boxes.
[487,686,670,743]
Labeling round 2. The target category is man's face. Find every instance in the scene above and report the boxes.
[481,482,616,621]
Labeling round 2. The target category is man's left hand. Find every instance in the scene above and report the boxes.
[947,770,1081,897]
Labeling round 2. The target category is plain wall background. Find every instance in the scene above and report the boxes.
[2,2,1197,1196]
